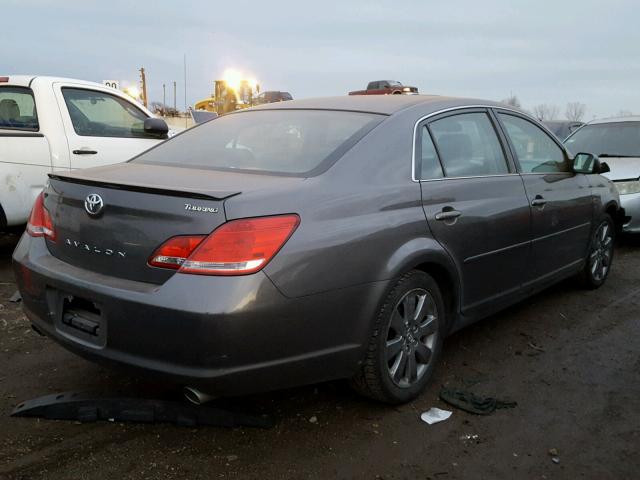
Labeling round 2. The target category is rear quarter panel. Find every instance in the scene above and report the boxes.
[224,109,456,299]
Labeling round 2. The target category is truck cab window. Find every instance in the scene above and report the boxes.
[61,88,150,138]
[0,87,38,131]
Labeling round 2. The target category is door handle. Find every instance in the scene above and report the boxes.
[531,195,547,207]
[435,209,462,221]
[72,149,98,155]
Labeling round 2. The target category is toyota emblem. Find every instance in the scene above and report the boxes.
[84,193,104,216]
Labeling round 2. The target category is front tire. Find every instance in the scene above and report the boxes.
[580,215,615,289]
[351,270,445,404]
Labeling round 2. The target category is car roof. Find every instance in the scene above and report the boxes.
[589,116,640,125]
[248,95,509,116]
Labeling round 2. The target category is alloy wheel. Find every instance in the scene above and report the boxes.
[590,221,614,282]
[385,288,438,388]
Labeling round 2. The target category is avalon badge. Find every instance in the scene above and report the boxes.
[84,193,104,216]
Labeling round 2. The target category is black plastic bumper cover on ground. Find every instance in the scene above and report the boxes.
[11,392,274,428]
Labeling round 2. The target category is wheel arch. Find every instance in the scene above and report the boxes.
[604,200,625,234]
[386,243,461,333]
[413,260,460,333]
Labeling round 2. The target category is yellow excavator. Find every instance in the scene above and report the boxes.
[195,75,260,115]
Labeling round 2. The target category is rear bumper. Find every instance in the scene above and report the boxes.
[620,193,640,233]
[13,235,388,395]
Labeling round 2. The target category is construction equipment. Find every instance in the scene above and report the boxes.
[195,70,260,115]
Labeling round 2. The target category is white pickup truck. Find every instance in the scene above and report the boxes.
[0,75,170,228]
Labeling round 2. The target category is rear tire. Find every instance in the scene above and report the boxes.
[579,215,615,289]
[350,270,445,404]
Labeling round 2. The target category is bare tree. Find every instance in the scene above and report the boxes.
[532,104,560,121]
[565,102,586,122]
[500,94,521,109]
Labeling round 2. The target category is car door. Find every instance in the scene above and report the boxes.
[495,111,593,284]
[53,84,161,170]
[417,109,532,315]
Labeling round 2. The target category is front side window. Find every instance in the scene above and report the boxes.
[429,112,508,177]
[0,87,38,131]
[62,88,150,138]
[499,113,570,173]
[133,109,384,176]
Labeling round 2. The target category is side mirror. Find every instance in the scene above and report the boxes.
[143,118,169,138]
[573,152,597,174]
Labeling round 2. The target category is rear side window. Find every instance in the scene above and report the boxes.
[429,112,508,177]
[133,109,384,176]
[61,87,150,138]
[0,87,38,131]
[498,113,570,173]
[417,126,444,179]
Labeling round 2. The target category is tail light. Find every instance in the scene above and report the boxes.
[26,192,55,240]
[149,214,300,275]
[148,235,206,269]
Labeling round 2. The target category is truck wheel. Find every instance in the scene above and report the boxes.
[579,215,615,289]
[350,270,445,404]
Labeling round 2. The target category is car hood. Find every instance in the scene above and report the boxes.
[601,157,640,181]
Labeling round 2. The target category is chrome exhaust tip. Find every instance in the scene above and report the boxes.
[183,386,217,405]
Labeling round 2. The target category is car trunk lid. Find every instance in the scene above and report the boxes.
[44,164,242,285]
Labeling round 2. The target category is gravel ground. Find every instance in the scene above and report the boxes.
[0,232,638,480]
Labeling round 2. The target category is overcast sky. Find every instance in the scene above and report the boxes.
[4,0,639,119]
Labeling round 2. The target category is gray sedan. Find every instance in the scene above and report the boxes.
[13,95,622,404]
[565,116,640,232]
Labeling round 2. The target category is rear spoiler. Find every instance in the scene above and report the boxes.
[48,173,240,201]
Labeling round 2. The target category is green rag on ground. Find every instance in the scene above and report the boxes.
[439,387,517,415]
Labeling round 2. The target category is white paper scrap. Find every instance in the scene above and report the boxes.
[420,408,452,425]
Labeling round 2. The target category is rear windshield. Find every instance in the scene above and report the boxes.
[564,122,640,157]
[0,86,38,131]
[132,109,384,176]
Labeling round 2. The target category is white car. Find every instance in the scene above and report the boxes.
[0,75,170,228]
[564,116,640,232]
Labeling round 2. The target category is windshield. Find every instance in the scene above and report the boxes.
[564,122,640,157]
[133,109,384,176]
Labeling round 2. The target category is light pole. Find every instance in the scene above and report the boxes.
[162,83,166,114]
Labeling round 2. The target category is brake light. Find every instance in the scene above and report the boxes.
[0,77,9,83]
[148,235,206,269]
[148,214,300,275]
[26,192,55,240]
